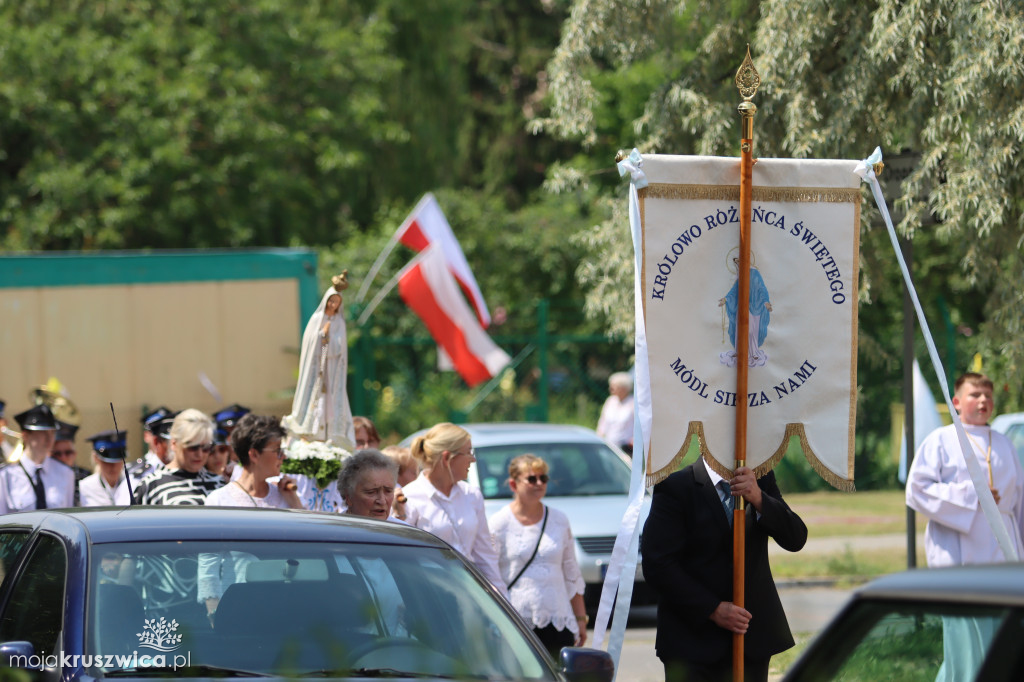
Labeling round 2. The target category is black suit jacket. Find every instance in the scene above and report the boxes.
[641,461,807,664]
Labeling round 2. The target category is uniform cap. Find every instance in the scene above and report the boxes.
[14,404,58,431]
[213,403,251,430]
[153,413,178,441]
[141,406,173,432]
[87,429,128,463]
[55,420,80,442]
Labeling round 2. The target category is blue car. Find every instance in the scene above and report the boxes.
[0,507,612,681]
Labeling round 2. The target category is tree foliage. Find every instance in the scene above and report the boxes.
[534,0,1024,483]
[0,0,410,249]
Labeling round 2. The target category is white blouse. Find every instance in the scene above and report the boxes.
[489,505,585,634]
[79,473,133,506]
[204,480,291,508]
[403,473,507,594]
[293,474,345,512]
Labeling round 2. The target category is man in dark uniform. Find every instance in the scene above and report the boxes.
[0,404,76,513]
[641,459,807,682]
[50,421,91,505]
[128,407,174,481]
[213,404,250,481]
[213,403,250,435]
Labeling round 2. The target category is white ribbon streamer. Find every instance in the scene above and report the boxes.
[855,147,1018,561]
[592,152,653,675]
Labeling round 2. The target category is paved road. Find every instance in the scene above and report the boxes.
[596,533,924,679]
[607,585,854,681]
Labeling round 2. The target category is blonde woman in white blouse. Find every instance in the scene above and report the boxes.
[403,422,507,594]
[489,454,587,660]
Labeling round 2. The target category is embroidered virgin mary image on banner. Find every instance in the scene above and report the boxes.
[639,154,860,490]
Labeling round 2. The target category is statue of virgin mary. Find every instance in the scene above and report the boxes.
[282,272,355,450]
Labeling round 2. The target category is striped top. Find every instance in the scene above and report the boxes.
[133,468,224,506]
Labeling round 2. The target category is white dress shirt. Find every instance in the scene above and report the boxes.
[0,456,76,514]
[403,472,507,594]
[79,472,134,506]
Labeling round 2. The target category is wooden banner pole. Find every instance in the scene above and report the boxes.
[733,45,760,682]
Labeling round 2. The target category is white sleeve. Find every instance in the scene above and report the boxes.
[469,494,508,597]
[0,472,10,515]
[558,513,586,597]
[906,432,978,534]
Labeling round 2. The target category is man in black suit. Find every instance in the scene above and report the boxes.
[641,458,807,682]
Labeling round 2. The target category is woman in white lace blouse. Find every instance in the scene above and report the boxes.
[489,454,587,660]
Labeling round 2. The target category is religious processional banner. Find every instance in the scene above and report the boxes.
[639,154,860,490]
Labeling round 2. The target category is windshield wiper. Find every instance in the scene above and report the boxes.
[105,664,271,677]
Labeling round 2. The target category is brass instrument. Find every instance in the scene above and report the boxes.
[30,385,81,427]
[1,385,81,463]
[1,385,82,444]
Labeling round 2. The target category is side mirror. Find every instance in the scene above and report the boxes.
[0,641,37,667]
[559,646,615,682]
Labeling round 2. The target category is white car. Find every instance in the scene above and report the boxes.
[404,422,653,610]
[990,412,1024,468]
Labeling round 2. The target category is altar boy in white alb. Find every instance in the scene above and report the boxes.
[907,372,1024,567]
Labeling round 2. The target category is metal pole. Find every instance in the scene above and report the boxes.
[902,239,917,568]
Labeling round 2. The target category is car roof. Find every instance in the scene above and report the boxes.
[856,562,1024,607]
[991,412,1024,432]
[405,422,608,448]
[1,507,448,547]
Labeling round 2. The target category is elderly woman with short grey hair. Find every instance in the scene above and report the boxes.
[339,449,399,520]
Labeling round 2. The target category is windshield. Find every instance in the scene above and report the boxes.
[86,540,553,679]
[787,600,1015,681]
[474,441,631,499]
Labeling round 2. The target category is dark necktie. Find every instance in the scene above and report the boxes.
[717,480,733,527]
[32,469,47,510]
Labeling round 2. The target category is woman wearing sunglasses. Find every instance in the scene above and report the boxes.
[489,454,588,661]
[404,422,507,594]
[132,408,225,505]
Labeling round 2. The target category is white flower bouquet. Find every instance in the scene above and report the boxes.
[280,439,351,490]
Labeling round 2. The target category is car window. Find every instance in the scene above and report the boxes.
[0,531,32,592]
[1003,424,1024,466]
[475,441,631,499]
[0,534,67,656]
[787,601,1013,682]
[87,540,553,680]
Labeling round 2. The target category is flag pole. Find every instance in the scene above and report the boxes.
[732,45,760,682]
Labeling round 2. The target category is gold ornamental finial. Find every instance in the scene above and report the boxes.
[735,44,761,102]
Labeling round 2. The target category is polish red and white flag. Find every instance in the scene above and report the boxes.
[396,193,491,327]
[398,245,510,387]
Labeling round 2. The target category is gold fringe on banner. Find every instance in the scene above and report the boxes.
[645,421,705,488]
[641,183,861,204]
[645,422,855,491]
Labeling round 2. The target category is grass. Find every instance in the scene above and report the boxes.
[771,488,928,580]
[772,546,925,582]
[770,632,814,677]
[784,489,927,538]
